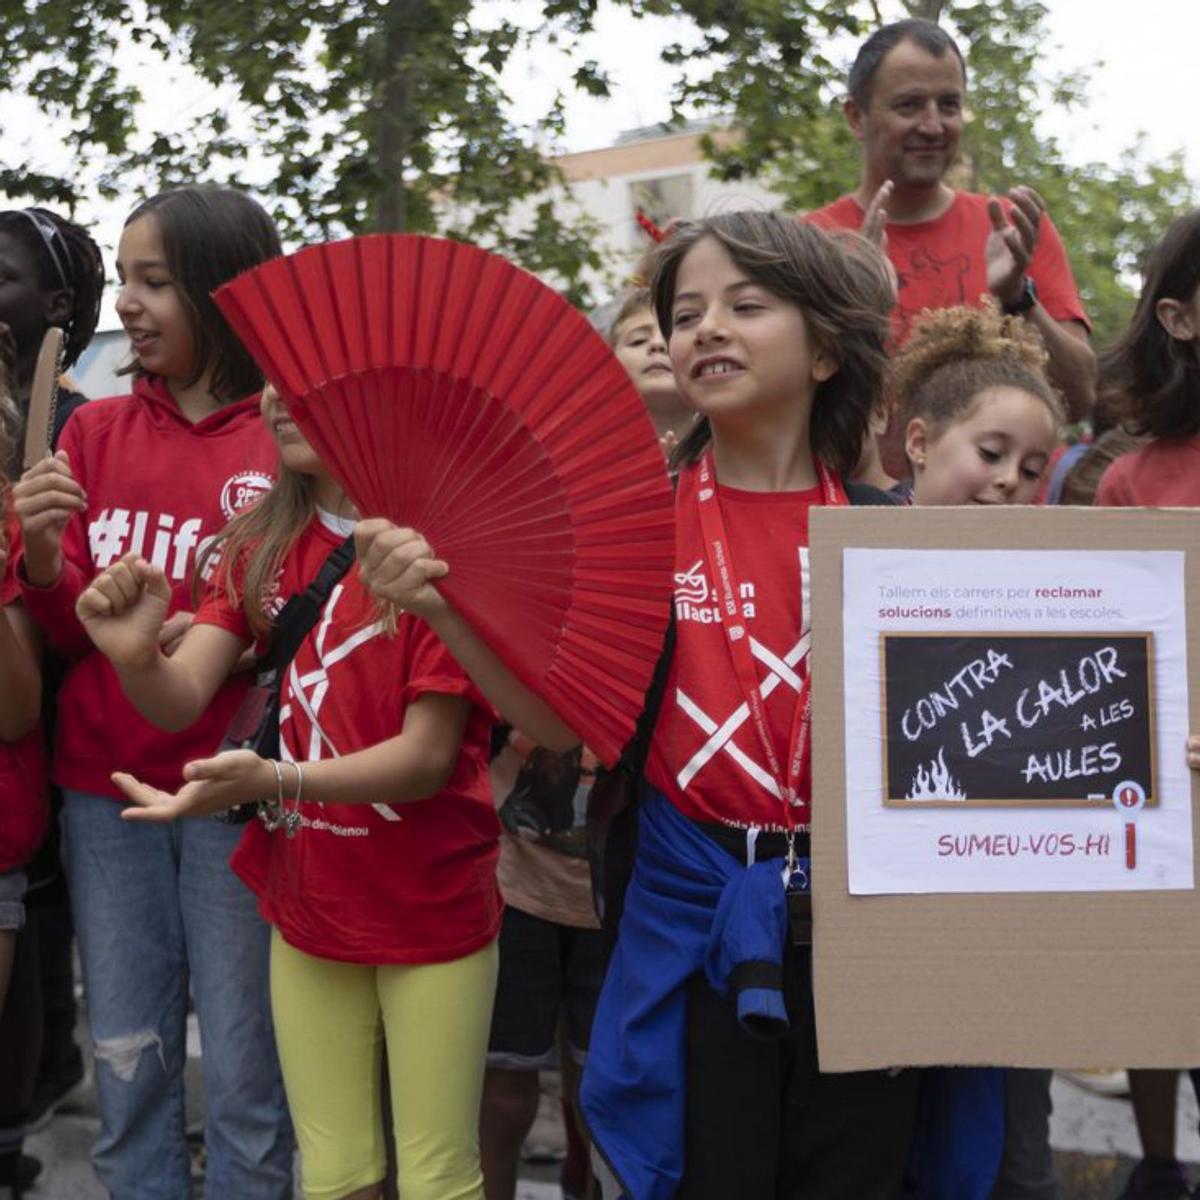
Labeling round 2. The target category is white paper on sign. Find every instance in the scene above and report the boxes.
[842,548,1193,895]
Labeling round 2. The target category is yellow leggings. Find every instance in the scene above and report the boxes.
[270,930,498,1200]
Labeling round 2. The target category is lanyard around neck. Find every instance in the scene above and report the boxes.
[694,452,846,830]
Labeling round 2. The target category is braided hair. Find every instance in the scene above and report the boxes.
[0,207,105,369]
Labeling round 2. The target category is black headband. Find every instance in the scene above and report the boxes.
[15,209,74,293]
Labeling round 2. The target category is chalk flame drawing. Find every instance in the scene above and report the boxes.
[906,748,967,802]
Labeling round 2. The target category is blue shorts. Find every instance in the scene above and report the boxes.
[0,868,27,931]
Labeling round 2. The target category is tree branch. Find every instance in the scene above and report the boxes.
[372,0,422,232]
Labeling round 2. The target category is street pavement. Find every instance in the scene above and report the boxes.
[21,1040,1200,1198]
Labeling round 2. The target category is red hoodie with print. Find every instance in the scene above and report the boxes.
[17,375,277,798]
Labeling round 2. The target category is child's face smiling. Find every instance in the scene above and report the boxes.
[115,213,197,384]
[667,236,835,430]
[611,307,678,410]
[907,386,1057,507]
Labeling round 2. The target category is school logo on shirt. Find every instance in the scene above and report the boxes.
[674,560,710,604]
[674,559,756,624]
[219,471,273,520]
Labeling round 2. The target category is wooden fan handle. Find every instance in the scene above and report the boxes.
[24,327,65,470]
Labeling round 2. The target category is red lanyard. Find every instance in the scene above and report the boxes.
[695,452,847,832]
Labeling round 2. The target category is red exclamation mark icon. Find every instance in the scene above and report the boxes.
[1112,781,1146,870]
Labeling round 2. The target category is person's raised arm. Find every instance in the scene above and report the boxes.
[13,448,95,657]
[115,690,474,822]
[354,518,581,752]
[76,554,246,731]
[986,187,1096,422]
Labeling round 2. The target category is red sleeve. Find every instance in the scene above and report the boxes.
[401,619,490,715]
[1,511,18,607]
[1029,213,1090,331]
[193,552,253,643]
[1094,458,1134,507]
[15,416,95,657]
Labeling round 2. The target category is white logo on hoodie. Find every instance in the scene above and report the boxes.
[220,471,273,520]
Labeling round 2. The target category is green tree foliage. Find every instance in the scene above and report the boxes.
[0,0,606,302]
[1,0,1193,334]
[944,0,1194,346]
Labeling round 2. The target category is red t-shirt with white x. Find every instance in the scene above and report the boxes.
[645,464,816,832]
[195,512,501,965]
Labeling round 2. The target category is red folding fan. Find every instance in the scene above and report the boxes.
[213,235,676,765]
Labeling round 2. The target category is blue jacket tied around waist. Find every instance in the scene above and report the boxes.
[580,788,1005,1200]
[581,788,791,1200]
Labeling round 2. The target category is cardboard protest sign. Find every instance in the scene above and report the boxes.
[810,507,1200,1070]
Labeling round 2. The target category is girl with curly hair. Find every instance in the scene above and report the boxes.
[892,302,1064,1200]
[895,301,1063,507]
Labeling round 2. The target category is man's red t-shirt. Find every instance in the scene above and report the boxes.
[0,513,47,872]
[806,191,1089,344]
[1095,436,1200,508]
[646,464,817,832]
[195,512,502,965]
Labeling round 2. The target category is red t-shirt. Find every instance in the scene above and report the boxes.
[195,513,502,965]
[806,191,1089,344]
[0,512,47,871]
[646,464,817,831]
[1094,436,1200,508]
[17,375,277,797]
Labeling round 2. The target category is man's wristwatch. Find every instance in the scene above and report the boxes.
[1001,276,1038,316]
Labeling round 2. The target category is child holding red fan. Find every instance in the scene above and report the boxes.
[11,187,292,1199]
[77,381,502,1200]
[355,211,919,1200]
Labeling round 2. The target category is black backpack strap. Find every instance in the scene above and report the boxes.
[623,612,676,775]
[261,534,357,673]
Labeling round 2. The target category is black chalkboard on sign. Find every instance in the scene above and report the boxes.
[882,633,1155,808]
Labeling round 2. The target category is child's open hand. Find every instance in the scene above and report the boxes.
[115,749,274,822]
[355,518,449,619]
[77,553,172,667]
[12,450,86,587]
[986,186,1045,307]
